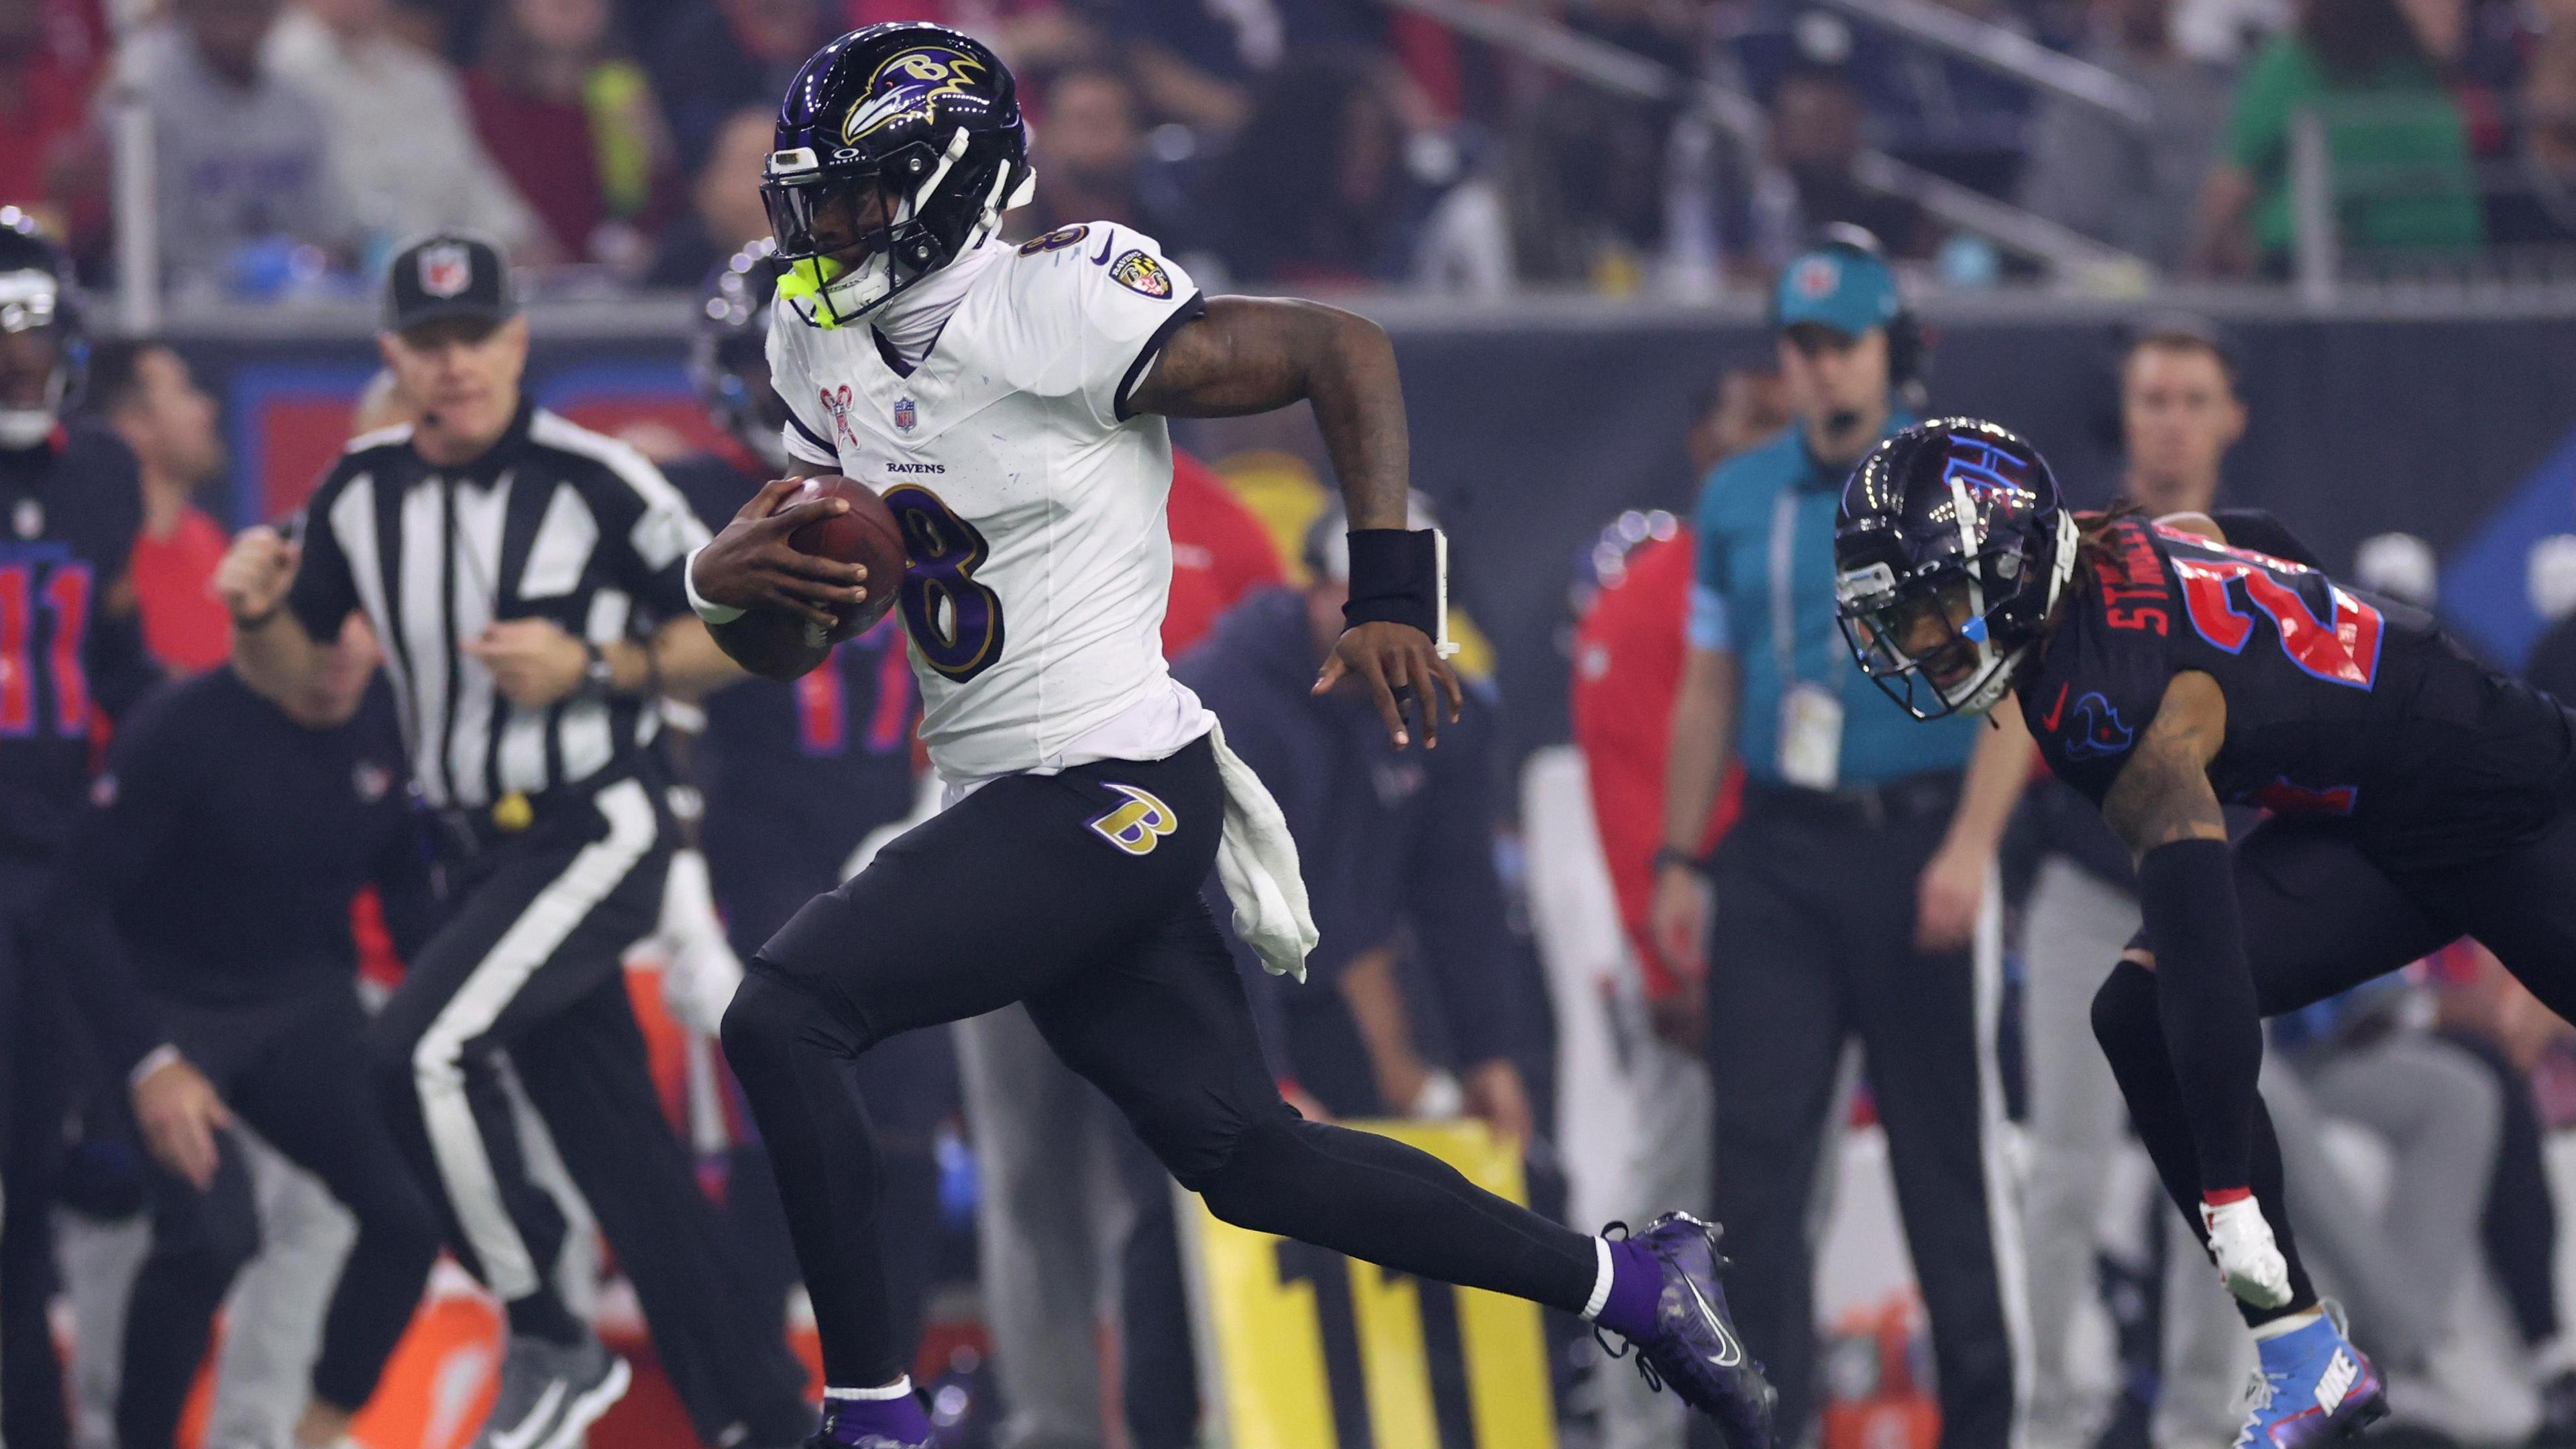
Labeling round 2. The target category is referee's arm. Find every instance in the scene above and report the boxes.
[217,523,330,701]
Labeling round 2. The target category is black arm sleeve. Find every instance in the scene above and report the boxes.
[2135,837,2263,1193]
[2210,509,2328,572]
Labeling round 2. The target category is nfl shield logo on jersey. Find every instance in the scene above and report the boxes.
[894,396,918,433]
[419,244,473,299]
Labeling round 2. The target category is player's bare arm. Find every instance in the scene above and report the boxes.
[1128,295,1464,748]
[1917,698,2037,951]
[2102,670,2230,859]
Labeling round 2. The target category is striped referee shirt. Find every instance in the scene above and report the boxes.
[286,400,711,811]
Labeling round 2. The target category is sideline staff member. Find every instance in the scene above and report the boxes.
[1650,233,2033,1449]
[221,233,811,1449]
[55,618,441,1449]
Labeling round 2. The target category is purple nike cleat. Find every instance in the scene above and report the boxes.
[1596,1213,1778,1449]
[809,1387,936,1449]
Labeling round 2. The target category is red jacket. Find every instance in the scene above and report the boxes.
[1164,449,1283,657]
[1569,534,1739,996]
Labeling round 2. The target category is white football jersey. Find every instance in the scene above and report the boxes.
[769,223,1216,783]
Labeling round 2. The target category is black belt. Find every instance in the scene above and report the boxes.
[1741,769,1962,830]
[428,774,627,861]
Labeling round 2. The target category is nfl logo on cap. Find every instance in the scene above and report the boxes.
[894,396,917,433]
[419,243,473,299]
[1792,255,1840,299]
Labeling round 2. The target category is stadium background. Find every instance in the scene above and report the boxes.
[26,0,2576,1439]
[179,303,2576,755]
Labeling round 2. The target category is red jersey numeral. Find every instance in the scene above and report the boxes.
[794,648,848,756]
[0,561,96,737]
[0,566,32,735]
[43,564,89,735]
[2169,553,2383,689]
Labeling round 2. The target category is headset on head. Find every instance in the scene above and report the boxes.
[1768,225,1925,408]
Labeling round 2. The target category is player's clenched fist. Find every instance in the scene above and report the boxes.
[216,525,301,625]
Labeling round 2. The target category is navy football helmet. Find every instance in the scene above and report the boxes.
[0,208,84,451]
[692,242,794,472]
[1833,418,2078,719]
[763,22,1032,329]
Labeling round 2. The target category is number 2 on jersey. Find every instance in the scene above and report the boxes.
[881,484,1006,682]
[2167,543,2383,690]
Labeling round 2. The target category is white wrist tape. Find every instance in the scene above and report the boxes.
[684,543,745,625]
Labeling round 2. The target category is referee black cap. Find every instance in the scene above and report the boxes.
[384,233,517,337]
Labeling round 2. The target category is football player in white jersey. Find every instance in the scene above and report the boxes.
[688,24,1776,1449]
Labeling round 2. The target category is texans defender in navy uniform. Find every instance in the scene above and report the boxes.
[0,208,158,1449]
[667,244,947,1356]
[1833,418,2576,1449]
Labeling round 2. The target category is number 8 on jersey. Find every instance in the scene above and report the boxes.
[885,484,1005,683]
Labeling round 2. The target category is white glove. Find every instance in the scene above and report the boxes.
[657,848,744,1034]
[2202,1195,2293,1309]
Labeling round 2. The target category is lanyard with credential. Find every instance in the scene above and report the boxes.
[1769,484,1845,791]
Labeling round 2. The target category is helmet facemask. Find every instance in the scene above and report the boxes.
[1837,495,2078,721]
[0,270,70,450]
[763,130,1032,330]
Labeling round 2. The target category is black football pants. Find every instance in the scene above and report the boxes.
[117,986,440,1449]
[2093,801,2576,1332]
[0,859,69,1449]
[371,777,812,1448]
[1698,782,2022,1449]
[724,735,1602,1388]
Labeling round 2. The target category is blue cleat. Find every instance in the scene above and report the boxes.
[1597,1213,1778,1449]
[2234,1309,2387,1449]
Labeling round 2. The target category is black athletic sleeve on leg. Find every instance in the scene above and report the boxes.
[2135,837,2264,1193]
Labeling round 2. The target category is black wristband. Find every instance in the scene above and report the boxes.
[1342,528,1440,637]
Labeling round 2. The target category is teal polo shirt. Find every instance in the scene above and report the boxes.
[1687,415,1979,787]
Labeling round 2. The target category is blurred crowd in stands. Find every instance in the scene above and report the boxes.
[15,0,2576,303]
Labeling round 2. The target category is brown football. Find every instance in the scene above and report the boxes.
[780,474,906,635]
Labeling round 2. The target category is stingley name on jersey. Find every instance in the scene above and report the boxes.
[2019,514,2574,868]
[768,221,1212,784]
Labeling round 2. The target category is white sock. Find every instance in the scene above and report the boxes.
[1580,1236,1615,1322]
[825,1377,914,1401]
[2251,1307,2324,1342]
